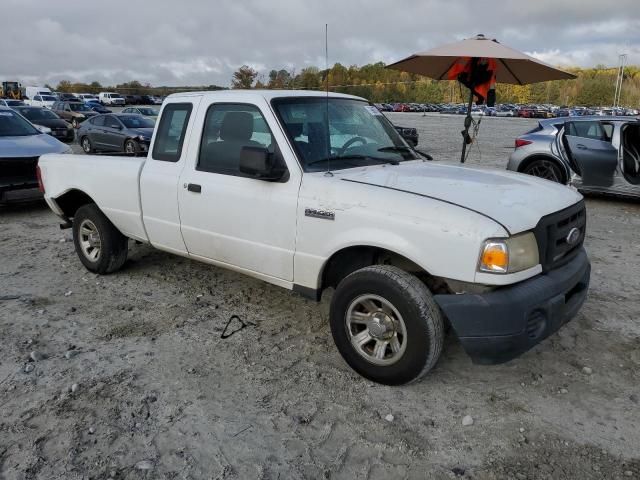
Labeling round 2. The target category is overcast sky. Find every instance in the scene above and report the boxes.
[2,0,639,88]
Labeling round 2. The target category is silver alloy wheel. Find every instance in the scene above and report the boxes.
[526,160,560,182]
[345,294,407,366]
[78,219,102,262]
[82,137,91,153]
[125,141,136,154]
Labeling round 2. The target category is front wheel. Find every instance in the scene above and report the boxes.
[522,159,564,183]
[72,204,128,274]
[330,265,444,385]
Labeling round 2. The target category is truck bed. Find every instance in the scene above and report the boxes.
[38,153,148,241]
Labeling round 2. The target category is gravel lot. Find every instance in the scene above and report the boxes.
[1,113,639,479]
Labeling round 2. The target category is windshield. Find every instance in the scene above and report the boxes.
[69,103,91,112]
[0,110,39,136]
[119,115,155,128]
[18,108,59,120]
[138,108,158,116]
[41,95,56,101]
[272,97,417,172]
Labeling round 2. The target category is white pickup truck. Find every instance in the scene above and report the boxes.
[38,90,590,385]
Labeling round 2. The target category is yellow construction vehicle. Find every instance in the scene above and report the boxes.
[1,81,22,99]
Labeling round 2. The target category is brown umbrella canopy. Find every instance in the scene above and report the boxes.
[387,34,576,85]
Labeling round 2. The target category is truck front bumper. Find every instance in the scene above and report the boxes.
[434,248,590,365]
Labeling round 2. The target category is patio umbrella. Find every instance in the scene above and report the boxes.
[387,34,576,162]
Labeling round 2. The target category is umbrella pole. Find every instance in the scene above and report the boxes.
[460,86,474,163]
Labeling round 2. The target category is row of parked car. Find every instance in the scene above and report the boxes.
[375,102,640,118]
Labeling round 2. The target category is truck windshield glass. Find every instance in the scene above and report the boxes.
[0,110,39,136]
[272,97,418,172]
[120,116,155,128]
[41,96,56,101]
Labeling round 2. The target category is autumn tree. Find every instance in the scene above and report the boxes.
[231,65,258,89]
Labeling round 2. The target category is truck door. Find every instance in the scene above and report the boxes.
[563,120,618,187]
[139,100,199,254]
[177,100,301,282]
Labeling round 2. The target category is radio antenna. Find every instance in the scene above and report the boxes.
[324,23,333,177]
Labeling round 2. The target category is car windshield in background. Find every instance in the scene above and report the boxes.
[19,108,59,120]
[69,103,91,112]
[41,96,56,101]
[119,115,155,128]
[0,110,39,136]
[139,108,158,116]
[272,97,417,172]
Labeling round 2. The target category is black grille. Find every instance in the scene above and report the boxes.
[533,201,586,272]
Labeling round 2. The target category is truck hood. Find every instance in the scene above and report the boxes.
[335,161,582,234]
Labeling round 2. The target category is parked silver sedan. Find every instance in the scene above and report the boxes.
[507,116,640,199]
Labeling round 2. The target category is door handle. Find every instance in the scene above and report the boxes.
[576,144,587,150]
[187,183,202,193]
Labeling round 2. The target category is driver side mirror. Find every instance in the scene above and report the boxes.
[239,146,287,182]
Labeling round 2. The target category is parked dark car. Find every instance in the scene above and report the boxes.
[51,101,98,128]
[0,106,71,203]
[123,94,142,105]
[507,116,640,199]
[140,95,155,105]
[86,101,112,114]
[13,106,75,143]
[76,113,155,155]
[57,93,78,101]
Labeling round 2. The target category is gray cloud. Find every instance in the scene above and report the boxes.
[2,0,638,87]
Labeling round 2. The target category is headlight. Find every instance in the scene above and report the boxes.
[478,232,539,274]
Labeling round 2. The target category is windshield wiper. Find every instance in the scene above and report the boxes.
[378,145,432,161]
[308,155,399,167]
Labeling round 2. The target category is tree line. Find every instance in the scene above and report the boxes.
[50,62,640,107]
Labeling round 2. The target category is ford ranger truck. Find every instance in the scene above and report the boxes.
[38,90,590,385]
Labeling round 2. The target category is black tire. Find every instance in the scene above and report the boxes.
[72,204,128,274]
[330,265,444,385]
[522,158,564,183]
[80,136,93,154]
[124,139,138,155]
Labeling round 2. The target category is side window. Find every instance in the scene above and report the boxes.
[104,116,120,129]
[35,96,41,101]
[601,123,614,142]
[197,104,275,176]
[567,121,605,140]
[152,102,192,162]
[91,116,105,127]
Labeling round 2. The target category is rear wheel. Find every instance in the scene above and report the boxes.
[80,136,94,154]
[330,265,444,385]
[522,158,564,183]
[72,204,128,274]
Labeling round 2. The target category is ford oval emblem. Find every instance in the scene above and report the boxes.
[566,227,581,246]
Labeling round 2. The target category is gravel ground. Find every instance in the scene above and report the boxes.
[1,114,639,479]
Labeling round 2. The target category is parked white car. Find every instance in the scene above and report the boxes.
[98,92,125,106]
[38,90,590,385]
[25,93,57,109]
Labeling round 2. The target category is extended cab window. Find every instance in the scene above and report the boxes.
[152,103,192,162]
[197,103,275,176]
